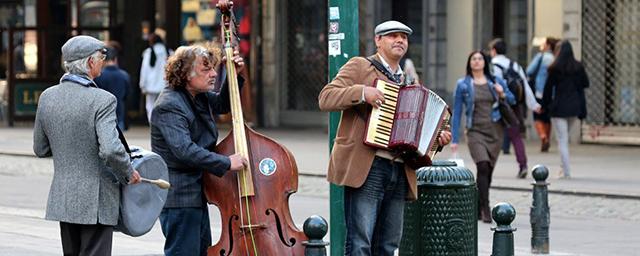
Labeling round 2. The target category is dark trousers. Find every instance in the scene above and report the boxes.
[59,222,113,256]
[503,126,528,170]
[160,207,211,256]
[344,157,407,256]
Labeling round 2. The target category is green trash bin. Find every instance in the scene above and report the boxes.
[400,160,477,256]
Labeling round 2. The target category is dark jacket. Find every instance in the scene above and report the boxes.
[150,77,243,208]
[542,65,589,118]
[95,65,130,128]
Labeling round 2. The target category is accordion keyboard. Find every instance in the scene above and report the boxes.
[365,80,400,148]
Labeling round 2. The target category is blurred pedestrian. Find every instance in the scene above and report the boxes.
[527,37,559,152]
[140,33,170,123]
[451,50,515,223]
[489,38,541,178]
[33,35,140,255]
[95,45,130,130]
[401,55,420,85]
[542,40,589,179]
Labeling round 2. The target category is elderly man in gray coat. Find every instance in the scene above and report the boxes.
[33,35,141,255]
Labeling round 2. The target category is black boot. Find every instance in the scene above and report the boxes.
[476,161,493,223]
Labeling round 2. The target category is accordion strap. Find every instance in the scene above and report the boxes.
[366,56,402,84]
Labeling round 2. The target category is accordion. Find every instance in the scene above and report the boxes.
[364,79,451,168]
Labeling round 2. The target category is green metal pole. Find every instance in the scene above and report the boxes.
[327,0,358,255]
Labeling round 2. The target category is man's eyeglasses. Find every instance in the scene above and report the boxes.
[96,48,108,61]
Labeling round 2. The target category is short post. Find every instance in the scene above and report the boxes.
[491,202,516,256]
[530,165,550,253]
[303,215,329,256]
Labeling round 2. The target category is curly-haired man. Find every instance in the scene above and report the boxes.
[150,43,248,255]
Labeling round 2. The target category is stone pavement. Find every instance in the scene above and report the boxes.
[1,125,640,255]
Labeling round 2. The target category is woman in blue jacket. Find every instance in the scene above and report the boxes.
[451,50,515,223]
[527,37,559,152]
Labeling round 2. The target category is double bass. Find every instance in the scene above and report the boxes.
[203,1,308,255]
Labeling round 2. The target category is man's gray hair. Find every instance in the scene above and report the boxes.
[186,45,209,78]
[63,51,102,75]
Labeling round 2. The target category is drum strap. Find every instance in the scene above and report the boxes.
[116,126,132,155]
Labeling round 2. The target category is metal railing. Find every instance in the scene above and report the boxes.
[582,0,640,144]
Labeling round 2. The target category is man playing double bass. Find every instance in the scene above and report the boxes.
[318,21,452,255]
[150,43,248,255]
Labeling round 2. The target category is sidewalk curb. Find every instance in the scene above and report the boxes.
[490,185,640,200]
[0,151,35,157]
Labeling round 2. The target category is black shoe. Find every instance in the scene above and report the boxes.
[517,168,527,179]
[480,206,492,223]
[503,151,511,155]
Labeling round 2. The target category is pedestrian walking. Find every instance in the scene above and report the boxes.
[140,33,170,123]
[32,35,141,255]
[95,44,130,130]
[318,20,452,255]
[489,38,541,178]
[150,43,248,255]
[450,50,515,223]
[527,37,559,152]
[542,40,590,179]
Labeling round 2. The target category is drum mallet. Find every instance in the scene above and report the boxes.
[140,178,171,189]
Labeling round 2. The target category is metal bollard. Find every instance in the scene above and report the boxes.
[530,165,550,254]
[302,215,329,256]
[491,202,516,256]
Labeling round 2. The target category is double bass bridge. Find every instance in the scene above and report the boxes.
[239,223,267,232]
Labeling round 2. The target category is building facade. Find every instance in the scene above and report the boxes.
[2,0,639,144]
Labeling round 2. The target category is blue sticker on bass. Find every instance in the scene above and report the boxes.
[258,158,277,176]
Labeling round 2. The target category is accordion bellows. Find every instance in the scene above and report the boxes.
[364,79,450,167]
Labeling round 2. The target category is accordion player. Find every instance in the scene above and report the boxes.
[364,79,451,168]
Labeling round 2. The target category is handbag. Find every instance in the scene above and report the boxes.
[497,98,520,128]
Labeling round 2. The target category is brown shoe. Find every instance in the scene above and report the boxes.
[540,137,550,152]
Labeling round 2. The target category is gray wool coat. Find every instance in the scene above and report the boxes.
[33,81,133,225]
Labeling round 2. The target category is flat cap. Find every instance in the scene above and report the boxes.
[61,35,106,62]
[375,20,413,36]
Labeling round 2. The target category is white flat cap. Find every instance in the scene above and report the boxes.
[375,20,413,36]
[61,35,106,62]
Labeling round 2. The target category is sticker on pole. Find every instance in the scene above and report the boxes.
[329,40,341,56]
[329,22,339,33]
[258,158,277,176]
[329,7,340,20]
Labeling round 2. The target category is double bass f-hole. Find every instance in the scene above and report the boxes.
[203,1,309,255]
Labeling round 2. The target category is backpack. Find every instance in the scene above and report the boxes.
[494,61,525,103]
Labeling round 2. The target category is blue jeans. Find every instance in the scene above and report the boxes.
[160,207,211,256]
[344,156,408,256]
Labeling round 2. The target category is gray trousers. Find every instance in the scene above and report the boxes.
[551,117,578,176]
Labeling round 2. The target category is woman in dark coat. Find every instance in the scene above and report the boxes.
[542,40,590,179]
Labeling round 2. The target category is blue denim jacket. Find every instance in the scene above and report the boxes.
[451,75,515,144]
[526,51,554,96]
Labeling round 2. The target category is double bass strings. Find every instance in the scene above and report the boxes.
[223,20,259,256]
